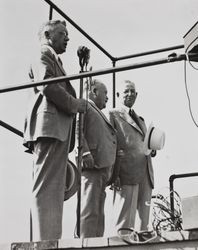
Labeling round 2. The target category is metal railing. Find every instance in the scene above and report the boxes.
[0,49,190,240]
[0,53,190,94]
[1,0,197,240]
[44,0,184,108]
[169,172,198,221]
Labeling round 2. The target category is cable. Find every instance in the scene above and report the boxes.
[187,57,198,70]
[151,190,182,237]
[184,60,198,127]
[186,51,198,70]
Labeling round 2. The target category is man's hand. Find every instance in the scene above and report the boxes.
[82,153,95,169]
[110,177,121,191]
[151,150,157,157]
[77,99,87,113]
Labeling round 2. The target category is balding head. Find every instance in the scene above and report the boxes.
[86,79,108,110]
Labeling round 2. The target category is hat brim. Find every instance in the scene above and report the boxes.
[64,160,80,201]
[143,122,154,156]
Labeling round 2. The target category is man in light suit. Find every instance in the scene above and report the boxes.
[23,20,86,241]
[109,80,156,232]
[79,79,117,238]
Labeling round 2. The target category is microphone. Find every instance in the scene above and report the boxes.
[77,46,90,71]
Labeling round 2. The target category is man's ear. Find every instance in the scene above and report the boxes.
[44,31,50,39]
[92,87,98,96]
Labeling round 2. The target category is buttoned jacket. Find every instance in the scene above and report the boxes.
[109,106,154,187]
[23,45,79,152]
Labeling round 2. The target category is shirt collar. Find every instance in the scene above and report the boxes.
[120,103,132,113]
[44,44,60,61]
[88,99,96,106]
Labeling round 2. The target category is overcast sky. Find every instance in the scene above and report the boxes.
[0,0,198,244]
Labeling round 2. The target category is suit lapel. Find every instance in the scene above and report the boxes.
[132,110,146,137]
[51,54,76,98]
[42,45,67,75]
[118,108,144,135]
[54,56,67,75]
[89,101,115,130]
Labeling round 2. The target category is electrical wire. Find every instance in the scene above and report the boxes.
[151,191,183,237]
[187,56,198,70]
[184,59,198,127]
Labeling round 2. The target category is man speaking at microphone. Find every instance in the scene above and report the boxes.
[23,20,87,241]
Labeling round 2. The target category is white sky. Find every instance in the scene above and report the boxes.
[0,0,198,244]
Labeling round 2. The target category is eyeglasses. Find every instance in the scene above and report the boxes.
[117,227,157,244]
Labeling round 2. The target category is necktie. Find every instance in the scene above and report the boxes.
[129,109,145,136]
[129,108,133,117]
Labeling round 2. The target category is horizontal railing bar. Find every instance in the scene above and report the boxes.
[170,172,198,181]
[44,0,115,61]
[0,53,187,94]
[169,172,198,220]
[115,45,185,61]
[0,120,23,137]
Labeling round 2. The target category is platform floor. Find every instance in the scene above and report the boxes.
[1,230,198,250]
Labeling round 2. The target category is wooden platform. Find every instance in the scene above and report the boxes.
[1,230,198,250]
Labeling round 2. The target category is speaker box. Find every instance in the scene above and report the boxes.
[183,21,198,61]
[181,195,198,230]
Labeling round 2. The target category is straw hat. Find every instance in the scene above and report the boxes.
[143,123,165,156]
[64,160,80,201]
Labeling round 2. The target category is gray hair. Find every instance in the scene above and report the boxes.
[38,20,66,41]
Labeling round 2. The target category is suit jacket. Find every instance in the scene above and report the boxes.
[82,101,117,169]
[109,106,154,188]
[23,45,79,152]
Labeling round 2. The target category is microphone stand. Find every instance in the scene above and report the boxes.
[76,46,90,238]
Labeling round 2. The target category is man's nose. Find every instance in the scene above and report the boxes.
[128,90,135,96]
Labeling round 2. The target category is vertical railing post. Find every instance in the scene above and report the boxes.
[169,174,175,222]
[49,5,53,20]
[112,61,116,108]
[76,74,84,238]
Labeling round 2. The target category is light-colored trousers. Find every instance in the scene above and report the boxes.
[113,171,152,232]
[80,167,111,238]
[31,137,70,241]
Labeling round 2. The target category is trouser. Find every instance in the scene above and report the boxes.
[80,167,111,238]
[31,137,70,241]
[113,171,152,232]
